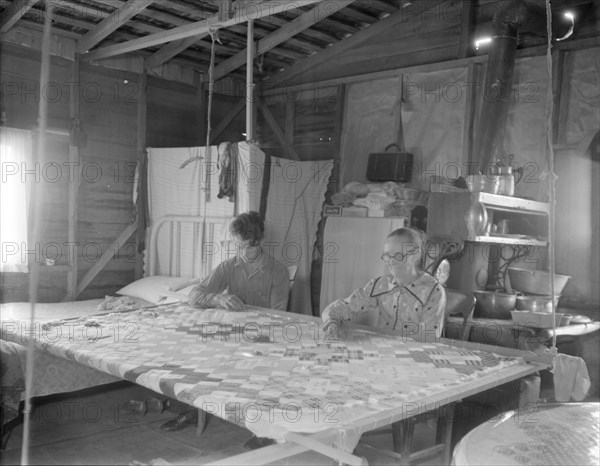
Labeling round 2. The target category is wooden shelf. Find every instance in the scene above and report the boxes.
[427,193,550,243]
[38,264,74,272]
[472,236,547,247]
[477,192,549,215]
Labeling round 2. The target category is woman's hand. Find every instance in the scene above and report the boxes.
[216,293,245,311]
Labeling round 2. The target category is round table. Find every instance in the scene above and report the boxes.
[452,403,600,465]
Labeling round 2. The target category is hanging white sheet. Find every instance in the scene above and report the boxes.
[264,157,333,315]
[146,146,234,278]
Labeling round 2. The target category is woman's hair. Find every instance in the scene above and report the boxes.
[387,227,426,267]
[229,211,264,242]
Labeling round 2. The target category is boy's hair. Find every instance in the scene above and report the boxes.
[229,211,264,242]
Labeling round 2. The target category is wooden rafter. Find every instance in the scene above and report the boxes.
[0,0,38,33]
[258,99,300,161]
[145,34,208,69]
[82,0,325,62]
[76,222,137,297]
[145,0,242,69]
[77,0,151,53]
[210,99,246,144]
[213,0,356,81]
[266,0,446,85]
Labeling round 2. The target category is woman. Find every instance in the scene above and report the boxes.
[322,228,446,343]
[188,211,289,311]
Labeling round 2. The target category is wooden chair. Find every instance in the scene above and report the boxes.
[443,288,476,342]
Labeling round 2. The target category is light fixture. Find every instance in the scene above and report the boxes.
[557,11,575,41]
[474,36,493,50]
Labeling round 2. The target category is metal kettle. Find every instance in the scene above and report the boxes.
[493,155,523,196]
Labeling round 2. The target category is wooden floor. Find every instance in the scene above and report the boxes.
[6,375,587,465]
[0,381,446,466]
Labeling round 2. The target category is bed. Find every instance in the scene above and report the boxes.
[0,215,230,426]
[0,215,552,465]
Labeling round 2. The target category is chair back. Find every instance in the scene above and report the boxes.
[443,288,476,341]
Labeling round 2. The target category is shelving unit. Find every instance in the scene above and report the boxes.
[427,192,549,246]
[426,192,550,293]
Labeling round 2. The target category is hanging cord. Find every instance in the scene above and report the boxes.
[544,0,558,352]
[21,2,54,464]
[179,29,220,175]
[203,29,220,202]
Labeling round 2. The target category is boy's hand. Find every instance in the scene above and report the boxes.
[217,293,245,311]
[322,320,340,341]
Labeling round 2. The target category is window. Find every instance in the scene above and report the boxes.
[1,127,32,272]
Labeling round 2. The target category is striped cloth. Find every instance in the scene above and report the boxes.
[264,157,332,315]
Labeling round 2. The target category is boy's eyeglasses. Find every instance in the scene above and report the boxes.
[381,251,417,263]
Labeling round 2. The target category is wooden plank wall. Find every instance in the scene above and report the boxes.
[76,63,139,300]
[1,44,72,302]
[0,44,208,302]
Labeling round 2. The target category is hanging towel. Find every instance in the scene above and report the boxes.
[553,353,591,402]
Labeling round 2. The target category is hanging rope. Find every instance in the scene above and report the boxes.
[179,29,220,177]
[544,0,558,352]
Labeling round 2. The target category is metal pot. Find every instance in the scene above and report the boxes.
[515,295,560,313]
[507,267,570,295]
[466,174,500,194]
[473,290,517,319]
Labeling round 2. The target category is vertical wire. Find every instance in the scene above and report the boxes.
[204,31,217,205]
[21,1,54,463]
[544,0,558,351]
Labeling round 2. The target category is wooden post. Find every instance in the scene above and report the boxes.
[457,0,475,59]
[285,100,295,146]
[246,20,255,141]
[552,50,569,145]
[65,57,81,301]
[135,69,147,280]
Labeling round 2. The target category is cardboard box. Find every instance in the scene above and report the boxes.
[342,206,368,217]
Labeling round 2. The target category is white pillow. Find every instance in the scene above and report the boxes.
[116,276,192,304]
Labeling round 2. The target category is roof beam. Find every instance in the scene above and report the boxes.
[0,0,38,33]
[144,0,236,69]
[145,34,208,69]
[266,0,446,85]
[82,0,324,62]
[213,0,355,81]
[77,0,152,53]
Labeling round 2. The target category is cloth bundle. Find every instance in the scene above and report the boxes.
[217,142,236,202]
[553,353,591,402]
